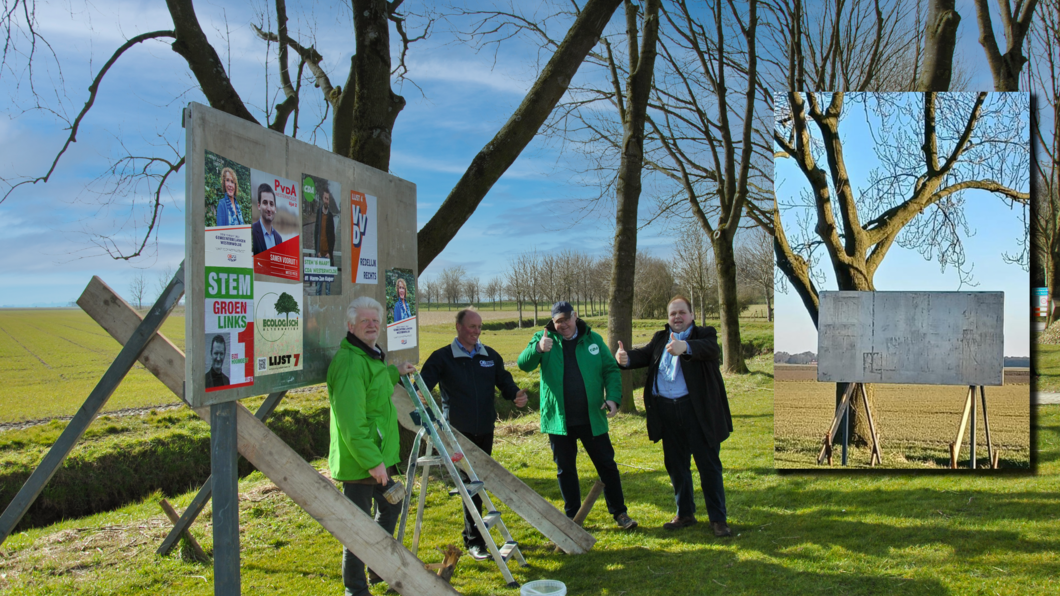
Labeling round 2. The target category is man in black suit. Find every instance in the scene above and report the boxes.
[205,334,230,388]
[251,183,282,255]
[615,296,734,537]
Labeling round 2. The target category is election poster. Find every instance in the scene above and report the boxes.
[386,268,417,349]
[350,191,378,284]
[204,266,254,391]
[250,169,301,281]
[254,280,304,376]
[302,174,342,296]
[204,151,251,228]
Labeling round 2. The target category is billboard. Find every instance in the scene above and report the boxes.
[817,291,1004,386]
[185,103,418,407]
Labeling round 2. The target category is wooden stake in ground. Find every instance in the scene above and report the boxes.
[158,499,209,564]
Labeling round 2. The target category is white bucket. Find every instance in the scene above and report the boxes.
[521,579,567,596]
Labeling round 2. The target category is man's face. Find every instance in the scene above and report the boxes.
[348,308,381,346]
[259,190,276,225]
[211,341,225,373]
[457,312,482,348]
[322,192,330,213]
[668,300,693,333]
[553,311,578,340]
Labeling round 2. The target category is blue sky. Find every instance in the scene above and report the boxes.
[774,93,1031,357]
[0,0,1038,325]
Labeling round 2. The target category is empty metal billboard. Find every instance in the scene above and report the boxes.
[817,291,1004,386]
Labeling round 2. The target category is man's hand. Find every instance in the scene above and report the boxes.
[601,400,619,418]
[615,340,628,366]
[665,333,687,356]
[514,389,529,408]
[368,462,389,485]
[538,336,554,353]
[397,362,417,375]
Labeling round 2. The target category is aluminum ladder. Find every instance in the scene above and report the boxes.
[397,372,526,588]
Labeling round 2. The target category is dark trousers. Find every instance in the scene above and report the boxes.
[657,395,726,522]
[548,424,627,519]
[459,431,493,548]
[341,481,401,596]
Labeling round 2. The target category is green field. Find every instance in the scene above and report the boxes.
[0,309,771,424]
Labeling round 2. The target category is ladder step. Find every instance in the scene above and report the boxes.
[450,481,484,497]
[482,511,501,529]
[498,541,519,561]
[416,455,444,465]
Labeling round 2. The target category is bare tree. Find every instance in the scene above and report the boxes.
[738,227,774,321]
[464,276,481,305]
[673,225,717,320]
[1031,0,1060,321]
[972,0,1039,91]
[485,276,504,310]
[1,0,625,268]
[440,266,466,311]
[129,271,147,309]
[774,92,1029,444]
[633,252,674,318]
[155,265,176,301]
[421,276,436,309]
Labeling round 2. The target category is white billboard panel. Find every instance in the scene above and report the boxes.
[817,291,1004,386]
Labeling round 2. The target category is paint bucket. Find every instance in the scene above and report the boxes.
[521,580,567,596]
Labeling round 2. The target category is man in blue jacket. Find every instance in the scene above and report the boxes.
[420,309,528,560]
[251,183,282,255]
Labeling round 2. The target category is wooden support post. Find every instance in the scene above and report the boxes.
[211,402,240,595]
[0,266,184,547]
[572,481,605,527]
[970,384,977,470]
[158,391,287,557]
[159,499,209,563]
[859,384,883,466]
[80,276,461,595]
[980,386,995,469]
[818,383,856,465]
[951,386,974,469]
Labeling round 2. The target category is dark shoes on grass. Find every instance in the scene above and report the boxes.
[711,521,733,537]
[614,512,639,530]
[467,544,491,560]
[663,515,698,530]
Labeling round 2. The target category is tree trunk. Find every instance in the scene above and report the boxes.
[712,238,748,374]
[915,0,960,92]
[417,0,624,272]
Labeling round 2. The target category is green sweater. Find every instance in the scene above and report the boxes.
[327,338,401,482]
[517,320,622,436]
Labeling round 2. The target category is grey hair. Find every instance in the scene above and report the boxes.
[347,296,384,326]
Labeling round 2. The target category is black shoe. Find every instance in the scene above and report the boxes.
[663,515,697,530]
[367,568,384,585]
[711,521,733,537]
[614,512,639,530]
[467,544,491,560]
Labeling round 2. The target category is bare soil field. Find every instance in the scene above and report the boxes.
[774,378,1031,469]
[776,364,1030,385]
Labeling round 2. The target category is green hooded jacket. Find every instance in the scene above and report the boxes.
[327,337,401,482]
[517,319,622,436]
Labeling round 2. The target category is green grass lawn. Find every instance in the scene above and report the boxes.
[1036,344,1060,393]
[3,353,1060,595]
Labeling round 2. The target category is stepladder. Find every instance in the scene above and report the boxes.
[397,372,527,588]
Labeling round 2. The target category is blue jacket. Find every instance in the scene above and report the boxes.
[252,221,283,255]
[421,339,520,435]
[215,194,245,226]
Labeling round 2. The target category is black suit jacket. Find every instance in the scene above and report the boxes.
[621,323,733,445]
[252,221,283,255]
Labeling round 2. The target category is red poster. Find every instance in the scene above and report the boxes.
[253,236,301,281]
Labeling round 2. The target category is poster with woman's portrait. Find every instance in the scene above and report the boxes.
[205,151,251,228]
[386,268,417,349]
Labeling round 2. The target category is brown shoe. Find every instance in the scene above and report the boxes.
[663,515,697,530]
[711,521,733,537]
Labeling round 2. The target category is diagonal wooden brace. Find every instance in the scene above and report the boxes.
[79,275,459,596]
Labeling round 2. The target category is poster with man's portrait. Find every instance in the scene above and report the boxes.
[301,174,342,296]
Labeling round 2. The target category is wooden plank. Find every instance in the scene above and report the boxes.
[211,402,241,595]
[158,391,288,557]
[390,387,596,555]
[0,268,184,547]
[159,499,209,563]
[951,386,974,468]
[83,279,458,596]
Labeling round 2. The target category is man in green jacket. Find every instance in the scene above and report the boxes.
[518,301,638,530]
[328,295,415,596]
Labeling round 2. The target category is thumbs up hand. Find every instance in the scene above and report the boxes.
[665,332,687,356]
[538,335,554,353]
[615,340,628,366]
